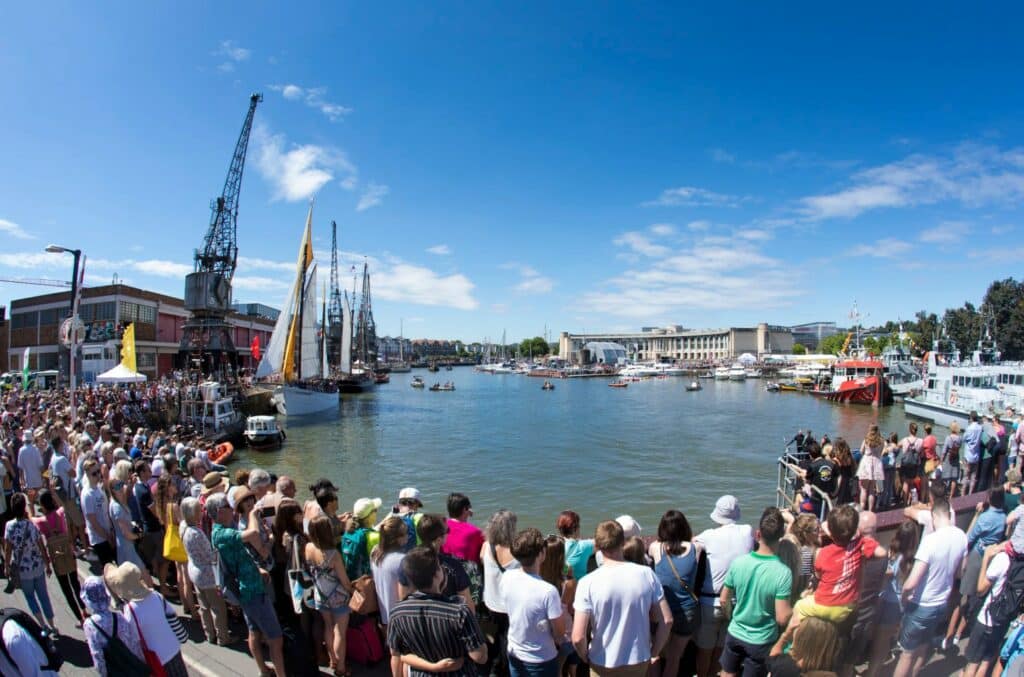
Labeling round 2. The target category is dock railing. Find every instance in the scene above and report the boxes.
[776,443,833,521]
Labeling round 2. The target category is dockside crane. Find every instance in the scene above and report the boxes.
[179,93,261,375]
[327,221,344,371]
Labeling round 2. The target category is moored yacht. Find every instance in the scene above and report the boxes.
[727,364,747,380]
[713,366,731,380]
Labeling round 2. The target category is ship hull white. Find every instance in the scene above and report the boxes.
[274,385,339,417]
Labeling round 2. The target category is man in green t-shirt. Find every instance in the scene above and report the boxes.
[719,507,792,677]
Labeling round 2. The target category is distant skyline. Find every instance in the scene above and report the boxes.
[2,5,1023,343]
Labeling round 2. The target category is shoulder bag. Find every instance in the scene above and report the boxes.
[43,515,76,577]
[288,537,313,615]
[129,603,167,677]
[162,504,187,563]
[89,614,151,676]
[662,543,700,604]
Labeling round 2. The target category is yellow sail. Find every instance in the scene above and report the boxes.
[282,202,315,381]
[120,323,137,373]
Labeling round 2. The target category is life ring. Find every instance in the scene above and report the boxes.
[949,389,958,405]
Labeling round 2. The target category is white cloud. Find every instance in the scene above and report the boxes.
[846,238,914,258]
[217,40,251,62]
[0,218,34,240]
[132,259,192,277]
[375,263,478,310]
[356,183,388,211]
[253,123,356,202]
[736,228,773,241]
[579,235,800,320]
[649,223,675,236]
[233,276,293,293]
[709,148,736,164]
[919,221,970,243]
[426,244,451,255]
[268,84,353,122]
[643,186,746,208]
[614,231,669,258]
[501,262,554,295]
[237,256,296,273]
[799,143,1024,220]
[687,220,711,231]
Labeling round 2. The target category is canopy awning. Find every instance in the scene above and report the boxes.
[96,363,147,383]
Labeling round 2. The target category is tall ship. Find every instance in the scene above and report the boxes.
[334,262,378,393]
[903,331,1008,428]
[255,204,338,416]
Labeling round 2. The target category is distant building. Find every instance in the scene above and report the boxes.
[789,321,840,351]
[8,284,276,382]
[231,302,280,322]
[559,323,793,363]
[0,306,8,373]
[582,341,627,365]
[377,335,413,362]
[410,339,462,359]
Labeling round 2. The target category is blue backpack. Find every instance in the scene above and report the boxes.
[342,527,371,580]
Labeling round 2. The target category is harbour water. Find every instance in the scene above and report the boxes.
[243,369,916,534]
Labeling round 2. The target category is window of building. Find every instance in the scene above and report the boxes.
[11,311,37,330]
[137,352,156,369]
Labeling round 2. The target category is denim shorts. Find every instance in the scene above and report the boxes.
[241,592,283,640]
[898,603,947,651]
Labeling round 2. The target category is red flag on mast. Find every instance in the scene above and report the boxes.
[251,336,261,363]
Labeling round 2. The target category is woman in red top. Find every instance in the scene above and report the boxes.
[33,489,87,624]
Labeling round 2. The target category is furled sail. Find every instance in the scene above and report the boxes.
[340,294,352,374]
[299,263,320,381]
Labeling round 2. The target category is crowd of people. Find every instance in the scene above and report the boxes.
[5,382,1024,677]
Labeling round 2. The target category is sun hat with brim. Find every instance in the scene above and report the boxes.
[354,497,383,520]
[230,486,255,511]
[710,495,741,525]
[103,561,151,602]
[202,471,229,491]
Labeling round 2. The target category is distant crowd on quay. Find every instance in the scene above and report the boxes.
[4,383,1024,677]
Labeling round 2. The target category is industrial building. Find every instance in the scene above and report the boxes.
[559,323,794,363]
[7,284,276,382]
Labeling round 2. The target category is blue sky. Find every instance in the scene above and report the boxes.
[2,3,1024,342]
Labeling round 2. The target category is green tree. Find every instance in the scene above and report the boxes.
[942,302,980,352]
[913,311,940,346]
[983,278,1024,360]
[792,343,807,355]
[863,337,879,355]
[519,336,550,358]
[819,334,848,355]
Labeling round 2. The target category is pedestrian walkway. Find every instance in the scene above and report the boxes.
[0,555,390,676]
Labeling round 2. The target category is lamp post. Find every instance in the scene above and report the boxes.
[46,244,82,423]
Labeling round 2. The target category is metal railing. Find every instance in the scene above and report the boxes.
[776,443,834,521]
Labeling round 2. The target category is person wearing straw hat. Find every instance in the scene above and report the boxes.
[104,561,189,676]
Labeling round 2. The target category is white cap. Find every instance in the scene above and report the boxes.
[615,515,642,539]
[398,487,422,502]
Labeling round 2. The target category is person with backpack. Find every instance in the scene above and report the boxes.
[897,422,923,506]
[0,607,63,677]
[343,496,382,580]
[962,541,1020,677]
[395,487,424,552]
[80,575,146,676]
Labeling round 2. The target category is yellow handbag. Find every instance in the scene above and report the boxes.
[163,504,188,563]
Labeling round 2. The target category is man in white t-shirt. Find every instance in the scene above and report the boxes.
[0,615,59,677]
[79,458,116,566]
[16,430,44,515]
[693,495,754,677]
[500,528,566,677]
[895,498,968,677]
[572,520,673,677]
[904,483,956,536]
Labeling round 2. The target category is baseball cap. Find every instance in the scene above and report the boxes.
[398,487,422,502]
[615,515,642,538]
[354,497,383,520]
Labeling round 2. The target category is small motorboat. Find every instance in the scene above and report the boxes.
[245,416,286,451]
[430,382,456,392]
[685,381,702,391]
[445,365,453,371]
[765,382,781,392]
[208,441,236,464]
[541,381,555,391]
[608,381,629,388]
[375,373,390,384]
[411,376,425,389]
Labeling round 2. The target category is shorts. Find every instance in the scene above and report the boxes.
[139,531,164,567]
[965,621,1011,664]
[671,605,699,636]
[960,549,984,597]
[317,603,350,618]
[793,596,855,623]
[63,500,84,528]
[898,603,947,651]
[241,592,283,640]
[878,599,902,626]
[899,466,920,481]
[694,604,728,649]
[720,632,771,677]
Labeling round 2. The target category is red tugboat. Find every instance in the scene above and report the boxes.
[812,358,893,406]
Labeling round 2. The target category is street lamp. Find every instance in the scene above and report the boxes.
[46,244,83,423]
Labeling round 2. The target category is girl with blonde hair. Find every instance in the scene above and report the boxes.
[857,424,885,511]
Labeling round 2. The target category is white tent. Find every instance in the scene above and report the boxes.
[96,363,147,383]
[737,352,758,365]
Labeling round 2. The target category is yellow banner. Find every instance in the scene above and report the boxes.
[120,323,137,373]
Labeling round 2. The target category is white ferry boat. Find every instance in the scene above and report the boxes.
[713,366,731,380]
[620,363,660,378]
[728,364,747,380]
[904,336,1008,428]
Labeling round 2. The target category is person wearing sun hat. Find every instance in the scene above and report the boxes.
[394,487,423,551]
[343,497,382,579]
[692,496,755,677]
[80,574,144,676]
[103,561,189,676]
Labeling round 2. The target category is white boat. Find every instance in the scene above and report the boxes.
[904,335,1009,428]
[685,381,702,391]
[257,204,338,417]
[244,415,285,451]
[728,364,747,380]
[744,368,762,379]
[880,342,923,396]
[713,366,731,380]
[652,363,686,376]
[620,364,659,378]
